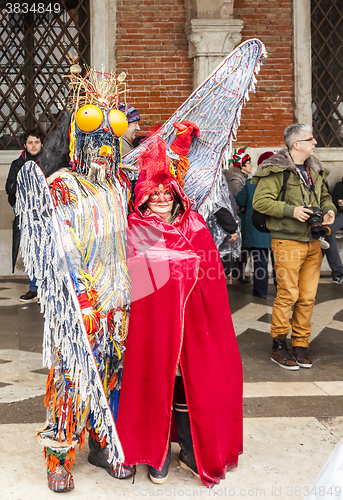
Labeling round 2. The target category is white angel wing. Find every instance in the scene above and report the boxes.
[123,38,266,211]
[16,161,124,465]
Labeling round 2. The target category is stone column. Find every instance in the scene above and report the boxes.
[293,0,312,125]
[185,19,243,89]
[90,0,117,72]
[185,0,243,89]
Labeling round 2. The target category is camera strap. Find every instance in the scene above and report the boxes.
[294,162,319,207]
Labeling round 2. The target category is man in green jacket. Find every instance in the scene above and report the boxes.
[252,123,335,370]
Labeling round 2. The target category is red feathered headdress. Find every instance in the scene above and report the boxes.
[134,136,174,209]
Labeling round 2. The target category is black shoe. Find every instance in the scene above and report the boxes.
[271,337,299,370]
[19,290,38,302]
[149,442,171,484]
[88,435,135,479]
[179,451,200,479]
[333,276,343,284]
[239,277,251,284]
[292,346,313,368]
[253,291,266,298]
[175,408,200,479]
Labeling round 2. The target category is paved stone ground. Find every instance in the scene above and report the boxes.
[1,275,343,500]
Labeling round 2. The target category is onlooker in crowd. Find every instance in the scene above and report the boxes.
[224,147,253,283]
[205,170,240,276]
[236,151,275,298]
[224,147,252,199]
[252,123,335,370]
[323,177,343,283]
[118,103,141,156]
[132,135,146,148]
[5,128,44,302]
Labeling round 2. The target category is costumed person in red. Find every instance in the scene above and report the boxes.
[116,131,243,488]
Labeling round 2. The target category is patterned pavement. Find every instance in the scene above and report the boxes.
[1,275,343,499]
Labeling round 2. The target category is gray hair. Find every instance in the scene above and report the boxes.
[284,123,312,150]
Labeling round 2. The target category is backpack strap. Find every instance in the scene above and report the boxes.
[252,169,291,233]
[280,170,290,201]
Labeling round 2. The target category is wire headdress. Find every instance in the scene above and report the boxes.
[63,66,129,181]
[67,66,128,111]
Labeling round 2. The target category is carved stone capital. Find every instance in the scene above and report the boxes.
[186,19,243,58]
[186,19,243,88]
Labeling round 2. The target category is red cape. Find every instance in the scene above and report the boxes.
[116,181,243,487]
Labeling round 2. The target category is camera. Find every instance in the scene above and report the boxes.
[306,206,328,239]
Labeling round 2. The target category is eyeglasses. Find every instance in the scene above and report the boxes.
[297,136,315,142]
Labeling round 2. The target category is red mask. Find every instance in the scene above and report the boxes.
[148,184,174,203]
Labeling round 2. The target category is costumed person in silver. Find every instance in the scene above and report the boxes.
[16,67,135,492]
[224,147,253,283]
[200,169,241,276]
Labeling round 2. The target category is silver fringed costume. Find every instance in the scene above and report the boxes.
[122,39,267,214]
[16,68,134,492]
[200,169,242,259]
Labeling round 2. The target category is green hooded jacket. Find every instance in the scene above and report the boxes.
[251,148,336,242]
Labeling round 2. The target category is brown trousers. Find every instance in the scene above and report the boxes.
[271,238,322,347]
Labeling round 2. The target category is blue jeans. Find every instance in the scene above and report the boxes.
[251,248,275,297]
[29,275,38,292]
[324,211,343,279]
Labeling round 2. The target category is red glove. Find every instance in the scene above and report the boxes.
[170,121,200,157]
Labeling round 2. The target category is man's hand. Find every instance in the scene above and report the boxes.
[293,206,313,222]
[338,199,343,208]
[229,233,238,243]
[323,210,335,225]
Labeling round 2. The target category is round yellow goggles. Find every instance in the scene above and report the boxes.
[75,105,128,137]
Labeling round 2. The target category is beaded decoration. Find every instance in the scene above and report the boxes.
[123,39,266,215]
[17,162,128,466]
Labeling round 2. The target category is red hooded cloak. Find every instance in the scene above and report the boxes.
[116,177,243,488]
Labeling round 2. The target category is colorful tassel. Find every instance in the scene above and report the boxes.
[109,372,117,391]
[77,292,101,335]
[50,178,71,206]
[66,398,75,445]
[174,156,190,187]
[69,121,77,168]
[78,427,86,452]
[88,427,107,449]
[44,447,75,473]
[44,366,55,409]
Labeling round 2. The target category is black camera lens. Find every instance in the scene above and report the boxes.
[310,223,328,239]
[306,207,328,239]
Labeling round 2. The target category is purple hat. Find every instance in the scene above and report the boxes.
[119,103,140,123]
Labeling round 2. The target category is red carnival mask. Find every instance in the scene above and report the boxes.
[148,184,174,203]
